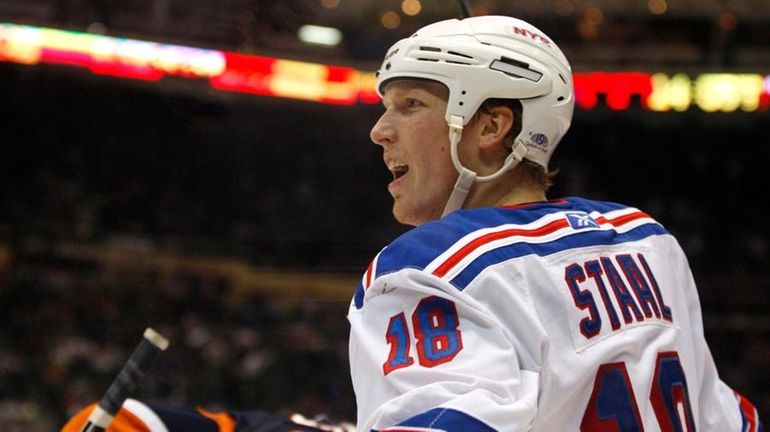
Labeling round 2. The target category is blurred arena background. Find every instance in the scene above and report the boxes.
[0,0,768,429]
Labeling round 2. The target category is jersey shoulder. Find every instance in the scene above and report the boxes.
[374,202,564,276]
[353,198,668,308]
[378,197,659,272]
[353,200,576,308]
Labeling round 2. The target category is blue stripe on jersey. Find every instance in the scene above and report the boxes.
[353,198,664,308]
[373,407,496,432]
[353,201,574,309]
[354,281,364,309]
[741,408,765,432]
[374,199,578,279]
[449,221,668,289]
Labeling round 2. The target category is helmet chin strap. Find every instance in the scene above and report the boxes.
[441,115,529,217]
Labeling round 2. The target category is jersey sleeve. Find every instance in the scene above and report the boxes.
[60,399,329,432]
[60,399,232,432]
[665,236,763,432]
[348,268,540,431]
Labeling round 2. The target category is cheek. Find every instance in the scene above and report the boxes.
[408,115,455,180]
[419,140,457,185]
[431,132,454,173]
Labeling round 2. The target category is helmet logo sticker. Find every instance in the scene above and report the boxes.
[528,132,549,153]
[384,48,400,60]
[511,26,553,48]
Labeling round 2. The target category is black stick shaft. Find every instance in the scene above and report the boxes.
[460,0,474,17]
[80,328,169,432]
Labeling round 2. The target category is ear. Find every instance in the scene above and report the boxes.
[477,105,514,150]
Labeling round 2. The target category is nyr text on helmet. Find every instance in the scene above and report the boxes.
[511,26,552,47]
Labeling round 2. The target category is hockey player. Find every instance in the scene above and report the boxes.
[348,14,763,431]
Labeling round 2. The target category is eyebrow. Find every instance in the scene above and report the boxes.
[382,81,447,100]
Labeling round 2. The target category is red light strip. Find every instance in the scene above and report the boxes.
[1,22,769,111]
[574,72,653,110]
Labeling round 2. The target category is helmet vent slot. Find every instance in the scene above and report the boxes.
[490,58,543,82]
[499,56,530,69]
[416,46,444,62]
[447,50,473,59]
[411,46,475,65]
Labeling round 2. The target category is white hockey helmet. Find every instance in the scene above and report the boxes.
[375,15,574,215]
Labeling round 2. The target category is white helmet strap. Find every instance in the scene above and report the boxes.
[442,166,476,217]
[441,115,529,217]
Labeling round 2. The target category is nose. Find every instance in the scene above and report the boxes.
[370,111,395,147]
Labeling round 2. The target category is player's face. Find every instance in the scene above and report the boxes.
[370,80,457,226]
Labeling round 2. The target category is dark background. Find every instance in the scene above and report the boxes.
[0,0,769,429]
[1,61,767,430]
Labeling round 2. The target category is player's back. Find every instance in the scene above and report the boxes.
[349,197,759,431]
[476,197,744,430]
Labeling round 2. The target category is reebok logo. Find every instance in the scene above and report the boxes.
[566,212,601,230]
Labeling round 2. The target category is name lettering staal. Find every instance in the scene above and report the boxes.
[565,253,673,339]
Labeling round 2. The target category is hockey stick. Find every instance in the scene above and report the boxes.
[459,0,474,17]
[80,327,170,432]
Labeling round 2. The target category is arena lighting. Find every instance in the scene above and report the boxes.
[648,73,692,112]
[573,72,653,110]
[2,22,770,111]
[297,24,343,47]
[0,23,225,81]
[574,72,770,112]
[209,52,365,105]
[693,74,765,112]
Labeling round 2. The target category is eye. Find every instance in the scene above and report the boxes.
[405,98,423,108]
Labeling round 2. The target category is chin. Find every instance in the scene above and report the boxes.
[391,204,417,226]
[392,210,420,227]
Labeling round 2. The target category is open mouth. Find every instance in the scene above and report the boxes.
[392,165,409,181]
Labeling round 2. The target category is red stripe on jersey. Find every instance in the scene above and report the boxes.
[595,210,651,226]
[365,258,375,289]
[432,218,569,278]
[736,391,760,432]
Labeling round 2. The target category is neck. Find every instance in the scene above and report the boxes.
[492,187,547,207]
[462,166,547,209]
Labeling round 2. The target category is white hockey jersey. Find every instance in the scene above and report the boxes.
[348,197,762,431]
